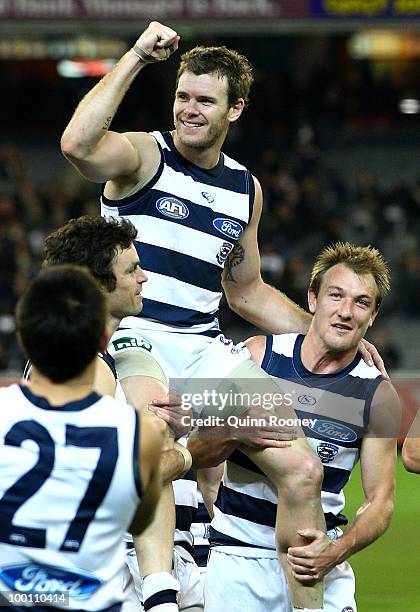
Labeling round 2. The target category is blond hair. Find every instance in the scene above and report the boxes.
[310,242,390,308]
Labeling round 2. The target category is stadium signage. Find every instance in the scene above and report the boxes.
[311,0,420,17]
[0,0,310,19]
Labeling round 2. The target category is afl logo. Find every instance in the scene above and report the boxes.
[298,395,316,406]
[156,197,189,220]
[309,420,357,443]
[213,218,243,239]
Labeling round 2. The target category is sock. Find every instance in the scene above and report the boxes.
[142,572,180,611]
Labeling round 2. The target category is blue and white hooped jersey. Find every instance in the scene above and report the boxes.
[101,130,254,332]
[0,384,141,610]
[210,333,382,551]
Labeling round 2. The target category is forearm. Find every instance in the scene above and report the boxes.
[61,50,144,156]
[160,443,192,484]
[188,431,238,469]
[332,498,394,564]
[197,465,224,517]
[134,483,175,575]
[225,278,311,335]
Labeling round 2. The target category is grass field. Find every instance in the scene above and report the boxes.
[343,455,420,611]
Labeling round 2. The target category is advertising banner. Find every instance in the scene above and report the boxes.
[311,0,420,18]
[0,0,309,20]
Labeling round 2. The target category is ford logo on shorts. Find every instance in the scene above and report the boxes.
[156,197,189,220]
[0,563,101,599]
[213,218,243,239]
[309,420,357,443]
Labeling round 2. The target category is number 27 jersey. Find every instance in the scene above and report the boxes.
[0,384,142,611]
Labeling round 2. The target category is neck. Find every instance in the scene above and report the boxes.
[107,314,120,336]
[172,130,225,169]
[28,362,96,406]
[300,329,358,374]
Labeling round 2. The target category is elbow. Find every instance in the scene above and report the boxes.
[60,131,87,162]
[222,285,245,317]
[402,446,420,473]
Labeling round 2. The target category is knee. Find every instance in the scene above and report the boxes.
[282,447,323,497]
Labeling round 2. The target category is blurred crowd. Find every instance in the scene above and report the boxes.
[1,131,416,371]
[2,33,419,370]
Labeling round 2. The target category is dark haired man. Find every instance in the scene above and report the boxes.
[0,265,164,611]
[61,22,385,611]
[41,215,196,612]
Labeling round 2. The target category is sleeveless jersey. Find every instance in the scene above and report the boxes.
[210,333,382,550]
[0,384,141,611]
[101,131,254,331]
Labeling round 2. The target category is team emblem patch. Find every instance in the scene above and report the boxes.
[309,420,357,443]
[317,442,340,463]
[216,241,234,265]
[112,337,152,352]
[213,218,243,239]
[156,197,189,220]
[298,394,316,406]
[342,608,355,612]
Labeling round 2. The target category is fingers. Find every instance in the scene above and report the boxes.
[136,22,179,63]
[296,528,324,540]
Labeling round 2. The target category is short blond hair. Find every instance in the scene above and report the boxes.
[310,242,390,308]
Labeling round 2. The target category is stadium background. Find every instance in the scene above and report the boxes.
[0,1,419,609]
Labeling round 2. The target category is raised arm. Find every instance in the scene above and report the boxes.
[287,380,401,582]
[60,21,179,184]
[222,176,311,334]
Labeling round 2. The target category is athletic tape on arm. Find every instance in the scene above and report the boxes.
[114,349,166,384]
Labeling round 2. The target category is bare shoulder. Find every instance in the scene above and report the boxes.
[94,356,117,396]
[244,335,267,366]
[369,379,401,437]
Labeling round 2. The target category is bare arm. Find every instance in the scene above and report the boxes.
[222,176,311,334]
[60,22,179,184]
[94,356,117,396]
[287,380,401,581]
[188,427,239,469]
[402,407,420,473]
[129,411,165,535]
[197,464,224,518]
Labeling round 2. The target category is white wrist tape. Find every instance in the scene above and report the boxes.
[142,572,180,611]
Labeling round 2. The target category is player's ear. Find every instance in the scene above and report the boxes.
[308,288,316,314]
[228,98,245,123]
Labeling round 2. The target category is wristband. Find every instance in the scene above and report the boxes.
[132,44,172,64]
[142,572,179,611]
[174,444,192,476]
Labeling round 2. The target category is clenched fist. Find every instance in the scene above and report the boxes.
[132,21,180,63]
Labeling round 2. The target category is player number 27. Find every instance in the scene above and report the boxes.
[0,420,118,551]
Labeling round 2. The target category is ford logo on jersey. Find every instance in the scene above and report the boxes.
[0,564,101,599]
[309,420,357,443]
[156,197,189,220]
[213,218,243,239]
